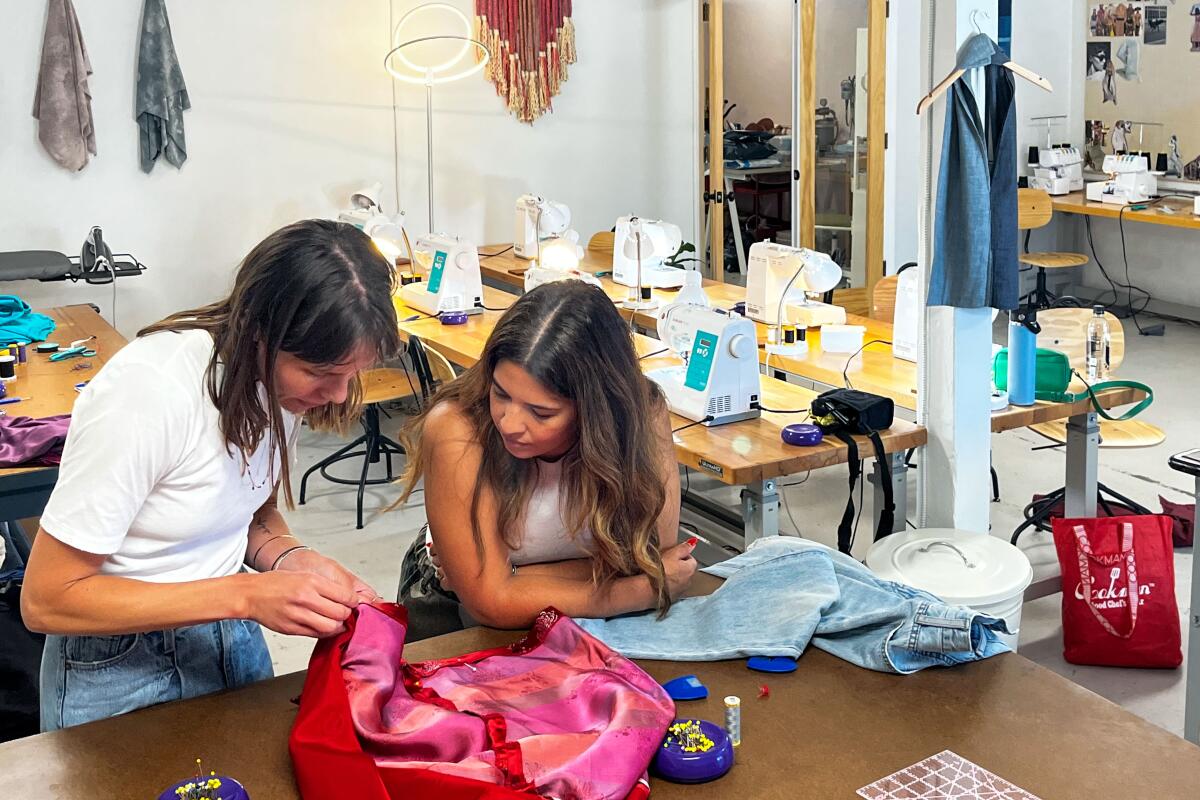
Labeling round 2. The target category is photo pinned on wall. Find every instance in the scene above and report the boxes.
[1191,2,1200,51]
[1087,41,1112,80]
[1144,5,1167,44]
[1090,3,1144,37]
[1115,37,1141,80]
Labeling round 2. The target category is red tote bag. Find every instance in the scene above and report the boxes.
[1052,515,1182,668]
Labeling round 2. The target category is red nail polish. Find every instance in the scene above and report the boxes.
[687,536,699,547]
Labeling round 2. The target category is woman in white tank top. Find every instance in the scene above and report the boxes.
[396,281,698,641]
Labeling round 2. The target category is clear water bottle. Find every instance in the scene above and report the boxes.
[1086,305,1111,381]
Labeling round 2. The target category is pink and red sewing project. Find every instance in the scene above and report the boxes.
[290,603,673,799]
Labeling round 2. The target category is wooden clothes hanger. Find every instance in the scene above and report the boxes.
[915,11,1053,116]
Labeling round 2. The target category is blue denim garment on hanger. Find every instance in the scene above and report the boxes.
[575,537,1010,674]
[927,33,1019,311]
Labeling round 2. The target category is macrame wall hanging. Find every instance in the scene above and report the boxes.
[474,0,576,124]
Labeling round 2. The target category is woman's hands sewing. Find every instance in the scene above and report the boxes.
[662,537,699,599]
[244,549,382,639]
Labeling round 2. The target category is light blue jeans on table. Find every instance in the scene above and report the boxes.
[40,618,273,731]
[576,537,1010,674]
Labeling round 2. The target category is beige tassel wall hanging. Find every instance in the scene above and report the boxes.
[475,0,576,124]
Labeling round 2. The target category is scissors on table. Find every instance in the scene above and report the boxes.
[49,336,98,362]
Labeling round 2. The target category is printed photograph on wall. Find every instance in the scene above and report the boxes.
[1115,37,1141,79]
[1087,41,1112,79]
[1145,5,1167,44]
[1090,3,1144,37]
[1192,2,1200,51]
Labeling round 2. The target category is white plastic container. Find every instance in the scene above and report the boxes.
[820,324,866,354]
[865,528,1033,652]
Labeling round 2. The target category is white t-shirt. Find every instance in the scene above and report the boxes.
[40,329,298,583]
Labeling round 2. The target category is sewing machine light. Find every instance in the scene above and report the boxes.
[538,237,580,271]
[362,213,410,264]
[350,181,385,211]
[515,195,573,259]
[612,215,686,292]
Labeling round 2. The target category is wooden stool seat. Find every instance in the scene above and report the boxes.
[1029,418,1166,448]
[587,231,615,256]
[361,367,419,405]
[1018,251,1089,269]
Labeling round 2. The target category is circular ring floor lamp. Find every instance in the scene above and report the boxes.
[385,3,490,234]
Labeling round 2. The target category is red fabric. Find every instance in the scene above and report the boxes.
[1159,495,1195,548]
[289,603,669,800]
[1052,515,1182,669]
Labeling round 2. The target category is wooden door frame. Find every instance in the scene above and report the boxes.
[705,0,725,278]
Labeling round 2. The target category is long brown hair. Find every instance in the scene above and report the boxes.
[397,281,674,612]
[139,219,401,507]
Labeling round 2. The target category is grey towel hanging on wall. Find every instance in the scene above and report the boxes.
[32,0,96,171]
[136,0,190,172]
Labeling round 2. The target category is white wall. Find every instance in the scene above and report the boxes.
[885,1,924,272]
[1011,0,1085,174]
[0,0,699,337]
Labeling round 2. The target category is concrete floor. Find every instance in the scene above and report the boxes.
[273,316,1197,738]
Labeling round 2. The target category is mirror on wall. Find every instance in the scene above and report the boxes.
[700,0,885,315]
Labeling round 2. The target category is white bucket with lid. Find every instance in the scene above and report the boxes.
[866,528,1033,651]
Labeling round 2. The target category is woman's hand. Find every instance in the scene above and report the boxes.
[242,570,360,638]
[661,537,699,599]
[276,548,382,604]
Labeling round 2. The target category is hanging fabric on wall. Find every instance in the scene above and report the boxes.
[474,0,577,124]
[32,0,96,172]
[136,0,190,173]
[927,33,1019,311]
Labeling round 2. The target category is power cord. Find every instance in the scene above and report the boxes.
[757,404,809,415]
[479,245,515,259]
[639,348,669,360]
[672,416,713,434]
[842,339,893,389]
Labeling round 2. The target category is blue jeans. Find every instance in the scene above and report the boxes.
[576,537,1010,673]
[40,619,273,731]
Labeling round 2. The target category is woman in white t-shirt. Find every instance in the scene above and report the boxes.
[21,219,401,730]
[395,281,698,641]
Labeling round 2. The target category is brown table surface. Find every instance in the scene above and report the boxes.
[0,305,127,479]
[1052,189,1200,231]
[392,292,927,486]
[6,608,1197,800]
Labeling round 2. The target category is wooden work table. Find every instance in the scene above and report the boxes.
[393,289,925,540]
[1051,189,1200,230]
[0,305,127,519]
[4,616,1197,799]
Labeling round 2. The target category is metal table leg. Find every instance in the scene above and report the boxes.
[1186,474,1200,745]
[725,175,747,273]
[741,479,780,542]
[873,452,907,535]
[1064,411,1099,518]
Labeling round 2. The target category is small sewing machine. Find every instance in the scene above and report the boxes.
[1086,154,1158,205]
[745,242,845,348]
[399,234,484,316]
[1030,145,1083,195]
[644,303,761,426]
[612,215,687,291]
[514,194,573,260]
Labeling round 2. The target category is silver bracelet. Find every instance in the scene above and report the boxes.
[272,545,312,571]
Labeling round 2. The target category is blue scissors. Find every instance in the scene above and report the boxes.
[49,336,97,362]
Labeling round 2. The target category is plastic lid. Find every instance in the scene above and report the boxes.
[865,529,1033,606]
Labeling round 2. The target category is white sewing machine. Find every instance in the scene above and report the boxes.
[745,241,845,332]
[1030,146,1083,195]
[514,194,573,260]
[644,304,761,426]
[399,234,484,316]
[612,215,687,290]
[1086,154,1158,205]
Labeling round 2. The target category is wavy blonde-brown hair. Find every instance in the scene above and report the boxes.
[397,281,673,613]
[139,219,401,507]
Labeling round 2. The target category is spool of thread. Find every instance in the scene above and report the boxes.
[1156,153,1168,173]
[36,342,59,354]
[640,286,653,302]
[723,695,741,747]
[1007,315,1037,406]
[15,342,27,364]
[1027,145,1040,166]
[0,355,15,381]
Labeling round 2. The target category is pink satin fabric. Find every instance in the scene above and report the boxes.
[342,604,674,800]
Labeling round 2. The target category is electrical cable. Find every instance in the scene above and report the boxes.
[672,416,713,434]
[639,348,669,360]
[757,405,809,415]
[479,245,515,259]
[842,339,892,389]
